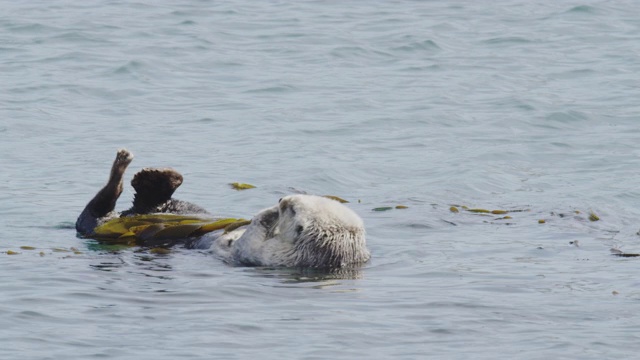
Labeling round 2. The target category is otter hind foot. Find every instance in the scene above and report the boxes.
[130,167,184,210]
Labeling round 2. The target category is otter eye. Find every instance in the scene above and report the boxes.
[296,225,303,235]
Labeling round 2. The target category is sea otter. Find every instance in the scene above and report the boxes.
[193,194,370,267]
[77,149,370,268]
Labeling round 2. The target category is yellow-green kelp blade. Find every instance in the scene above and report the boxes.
[230,182,256,190]
[92,214,247,244]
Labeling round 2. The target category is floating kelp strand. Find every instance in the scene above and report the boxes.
[149,223,203,240]
[611,248,640,257]
[179,219,204,225]
[195,218,244,235]
[135,224,166,242]
[323,195,349,203]
[467,208,490,213]
[454,206,530,215]
[230,182,256,190]
[90,214,245,244]
[224,219,251,233]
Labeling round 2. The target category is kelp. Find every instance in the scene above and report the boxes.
[450,205,529,216]
[371,205,409,212]
[467,208,491,213]
[230,182,256,190]
[372,207,393,212]
[223,219,252,233]
[323,195,349,203]
[91,214,247,245]
[611,248,640,257]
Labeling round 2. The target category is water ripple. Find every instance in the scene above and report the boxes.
[3,1,640,359]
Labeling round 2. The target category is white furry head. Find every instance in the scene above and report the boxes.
[230,195,369,268]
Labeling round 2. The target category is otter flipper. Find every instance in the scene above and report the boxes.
[122,167,209,216]
[128,167,183,212]
[76,149,134,236]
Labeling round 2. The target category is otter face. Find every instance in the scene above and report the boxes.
[230,195,370,268]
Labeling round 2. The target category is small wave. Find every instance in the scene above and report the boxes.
[252,266,365,282]
[243,85,297,94]
[393,39,441,53]
[545,110,589,123]
[565,5,599,14]
[482,37,533,45]
[48,31,109,44]
[113,60,145,75]
[399,64,441,72]
[0,46,27,54]
[30,222,76,230]
[257,32,306,40]
[194,117,218,123]
[54,222,76,230]
[7,22,60,34]
[550,68,597,80]
[330,46,370,59]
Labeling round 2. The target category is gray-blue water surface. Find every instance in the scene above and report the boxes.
[2,1,640,359]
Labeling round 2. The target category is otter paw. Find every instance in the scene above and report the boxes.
[115,148,134,165]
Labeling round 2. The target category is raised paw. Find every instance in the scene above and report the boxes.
[115,148,134,166]
[110,148,134,179]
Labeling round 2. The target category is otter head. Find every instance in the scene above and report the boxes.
[231,195,369,268]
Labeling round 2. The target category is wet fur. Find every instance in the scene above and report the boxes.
[228,195,369,268]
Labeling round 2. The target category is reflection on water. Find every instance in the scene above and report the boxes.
[88,244,364,286]
[89,258,126,272]
[247,266,365,284]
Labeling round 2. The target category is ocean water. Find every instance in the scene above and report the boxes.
[2,1,640,359]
